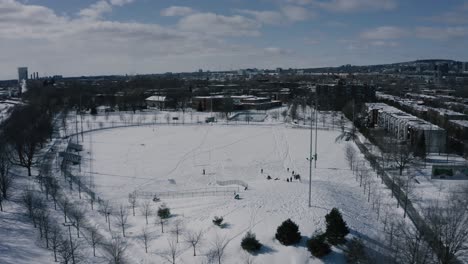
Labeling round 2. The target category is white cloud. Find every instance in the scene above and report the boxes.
[235,9,284,25]
[415,26,468,40]
[315,0,397,12]
[177,13,260,36]
[78,0,135,20]
[78,1,112,19]
[264,47,293,55]
[360,26,408,39]
[160,6,194,17]
[110,0,135,6]
[280,5,312,21]
[369,40,399,47]
[0,0,277,78]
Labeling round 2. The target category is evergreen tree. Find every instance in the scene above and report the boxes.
[212,216,224,227]
[275,219,301,245]
[325,208,349,245]
[157,204,171,219]
[307,232,331,258]
[241,232,262,253]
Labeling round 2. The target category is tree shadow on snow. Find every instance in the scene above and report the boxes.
[220,222,231,229]
[251,245,276,256]
[349,230,387,250]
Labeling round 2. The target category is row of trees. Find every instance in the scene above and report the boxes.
[344,137,468,263]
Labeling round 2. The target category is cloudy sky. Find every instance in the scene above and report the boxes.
[0,0,467,79]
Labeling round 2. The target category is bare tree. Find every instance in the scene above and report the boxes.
[70,207,85,238]
[49,223,62,262]
[128,193,137,216]
[345,144,357,171]
[21,189,36,220]
[106,236,127,264]
[58,237,82,264]
[170,219,185,243]
[209,235,229,264]
[140,200,153,225]
[0,142,13,211]
[38,209,52,248]
[115,205,129,237]
[140,226,154,253]
[32,196,46,230]
[61,197,70,223]
[99,200,112,223]
[159,238,181,264]
[426,199,468,264]
[3,105,52,176]
[391,145,414,176]
[184,229,204,256]
[398,222,434,264]
[400,173,416,218]
[47,176,60,210]
[89,226,103,257]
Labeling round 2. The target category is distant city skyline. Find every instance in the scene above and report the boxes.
[0,0,468,79]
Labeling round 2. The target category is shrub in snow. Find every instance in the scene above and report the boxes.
[307,232,331,258]
[212,216,224,227]
[157,204,171,219]
[325,208,349,245]
[345,237,369,264]
[241,232,262,253]
[275,219,301,245]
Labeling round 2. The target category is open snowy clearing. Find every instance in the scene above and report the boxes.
[76,124,390,264]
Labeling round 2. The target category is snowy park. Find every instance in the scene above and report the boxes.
[68,123,395,263]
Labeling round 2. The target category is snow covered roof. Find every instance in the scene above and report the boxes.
[428,107,466,117]
[366,102,444,130]
[146,96,167,102]
[449,120,468,128]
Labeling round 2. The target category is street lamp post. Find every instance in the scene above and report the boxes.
[308,99,314,208]
[63,222,76,264]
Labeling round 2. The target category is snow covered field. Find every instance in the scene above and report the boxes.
[74,124,391,263]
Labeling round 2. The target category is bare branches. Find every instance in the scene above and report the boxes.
[115,205,129,237]
[345,144,357,171]
[139,226,154,253]
[170,219,185,243]
[89,226,103,257]
[425,200,468,263]
[159,238,182,264]
[391,145,414,176]
[140,200,153,225]
[0,142,13,208]
[128,193,137,217]
[184,229,204,256]
[69,206,86,238]
[207,234,229,264]
[106,236,127,264]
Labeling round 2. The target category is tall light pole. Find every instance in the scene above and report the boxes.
[314,96,318,168]
[308,98,314,208]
